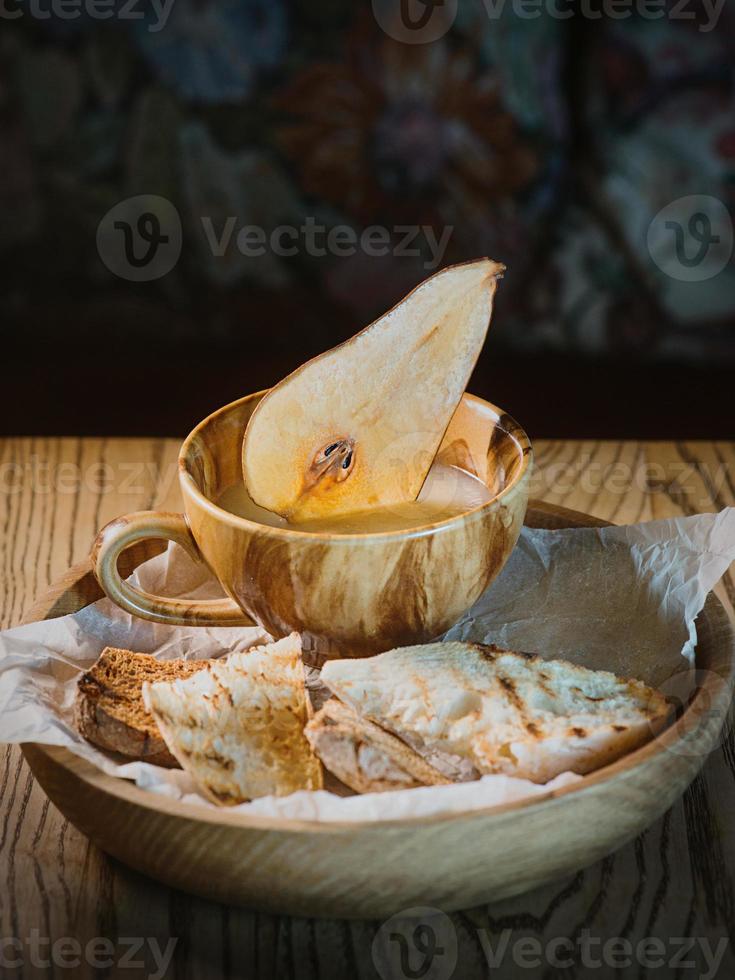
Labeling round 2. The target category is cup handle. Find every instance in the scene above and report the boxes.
[92,511,254,627]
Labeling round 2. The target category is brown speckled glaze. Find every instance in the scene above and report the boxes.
[93,392,532,659]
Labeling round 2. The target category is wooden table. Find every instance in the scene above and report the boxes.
[1,439,734,979]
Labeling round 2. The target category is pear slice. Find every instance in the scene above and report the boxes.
[242,258,504,522]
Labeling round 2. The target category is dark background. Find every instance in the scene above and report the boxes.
[1,0,734,439]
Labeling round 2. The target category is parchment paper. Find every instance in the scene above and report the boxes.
[0,509,733,823]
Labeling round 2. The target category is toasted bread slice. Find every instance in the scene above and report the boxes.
[321,643,671,784]
[76,647,211,767]
[143,634,323,804]
[305,699,450,794]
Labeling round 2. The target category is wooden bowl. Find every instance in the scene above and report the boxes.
[21,503,735,919]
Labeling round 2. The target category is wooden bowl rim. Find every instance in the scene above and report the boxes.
[22,503,735,834]
[178,390,534,542]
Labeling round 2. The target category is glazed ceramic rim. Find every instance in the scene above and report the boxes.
[178,390,533,541]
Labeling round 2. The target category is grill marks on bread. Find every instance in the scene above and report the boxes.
[142,634,323,805]
[320,642,671,784]
[79,639,669,802]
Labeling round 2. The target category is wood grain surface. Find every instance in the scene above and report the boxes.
[1,438,734,979]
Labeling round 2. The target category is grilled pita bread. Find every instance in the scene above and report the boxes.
[143,634,322,804]
[305,699,450,794]
[321,643,671,784]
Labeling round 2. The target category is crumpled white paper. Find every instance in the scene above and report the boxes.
[0,509,733,823]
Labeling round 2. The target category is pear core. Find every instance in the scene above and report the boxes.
[242,258,504,522]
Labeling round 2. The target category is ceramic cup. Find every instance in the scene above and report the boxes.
[92,391,532,658]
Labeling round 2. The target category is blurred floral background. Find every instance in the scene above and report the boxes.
[1,0,733,435]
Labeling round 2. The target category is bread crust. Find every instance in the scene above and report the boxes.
[305,700,449,794]
[75,648,210,767]
[75,688,178,767]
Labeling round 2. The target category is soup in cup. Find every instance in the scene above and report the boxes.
[93,392,532,658]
